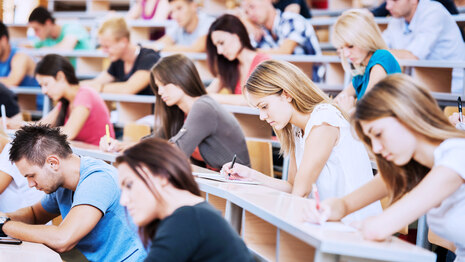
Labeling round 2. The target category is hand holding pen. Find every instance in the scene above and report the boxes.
[458,97,463,123]
[221,155,255,181]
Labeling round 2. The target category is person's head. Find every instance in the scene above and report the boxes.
[28,6,55,40]
[116,137,200,246]
[98,16,131,61]
[332,9,388,75]
[353,74,465,203]
[150,54,206,139]
[168,0,198,29]
[0,21,11,59]
[206,14,255,92]
[385,0,418,19]
[9,124,73,194]
[242,0,274,26]
[244,60,338,155]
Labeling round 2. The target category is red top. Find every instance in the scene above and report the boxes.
[234,53,270,94]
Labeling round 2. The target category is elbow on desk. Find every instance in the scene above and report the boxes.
[48,236,79,253]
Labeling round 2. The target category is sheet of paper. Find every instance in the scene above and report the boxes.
[304,221,357,232]
[192,172,260,185]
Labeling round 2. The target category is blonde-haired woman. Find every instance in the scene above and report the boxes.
[81,16,160,95]
[222,60,381,223]
[332,9,401,112]
[306,74,464,258]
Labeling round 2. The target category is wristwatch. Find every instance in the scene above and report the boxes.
[0,216,11,237]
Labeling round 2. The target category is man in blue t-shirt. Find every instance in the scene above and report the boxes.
[0,125,146,262]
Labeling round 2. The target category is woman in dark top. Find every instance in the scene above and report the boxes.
[116,138,255,262]
[100,54,250,170]
[273,0,311,19]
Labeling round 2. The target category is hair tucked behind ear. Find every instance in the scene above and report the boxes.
[353,74,465,204]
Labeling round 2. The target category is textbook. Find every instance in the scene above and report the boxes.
[192,172,260,185]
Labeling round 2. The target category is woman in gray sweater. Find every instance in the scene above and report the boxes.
[100,54,250,170]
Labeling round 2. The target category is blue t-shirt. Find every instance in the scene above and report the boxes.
[41,156,146,262]
[352,49,401,100]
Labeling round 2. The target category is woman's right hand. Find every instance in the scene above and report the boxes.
[449,112,464,126]
[99,136,123,152]
[303,197,347,224]
[221,162,256,181]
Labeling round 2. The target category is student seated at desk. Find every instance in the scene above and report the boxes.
[206,14,270,106]
[101,54,250,170]
[127,0,170,22]
[0,124,146,261]
[150,0,214,52]
[116,137,254,262]
[81,16,160,95]
[0,134,44,213]
[332,9,401,113]
[305,74,464,260]
[222,60,381,222]
[8,54,115,146]
[28,7,91,51]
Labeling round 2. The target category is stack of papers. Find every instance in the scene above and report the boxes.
[192,172,260,185]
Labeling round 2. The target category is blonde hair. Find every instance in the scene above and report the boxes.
[354,74,465,204]
[98,16,130,41]
[332,9,388,75]
[244,60,346,156]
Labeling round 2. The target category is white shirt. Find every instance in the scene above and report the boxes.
[293,103,382,223]
[166,12,214,46]
[428,138,465,261]
[382,0,465,93]
[0,143,44,212]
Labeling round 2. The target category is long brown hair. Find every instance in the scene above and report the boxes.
[116,137,201,246]
[244,60,345,156]
[150,54,207,139]
[354,74,465,204]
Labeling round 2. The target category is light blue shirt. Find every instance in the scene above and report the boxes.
[166,12,214,46]
[382,0,465,93]
[41,156,146,262]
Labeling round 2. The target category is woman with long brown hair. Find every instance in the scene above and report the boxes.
[306,74,465,259]
[101,54,250,170]
[116,137,254,261]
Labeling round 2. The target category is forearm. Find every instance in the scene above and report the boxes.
[389,49,419,60]
[6,206,38,224]
[3,221,75,252]
[255,170,293,192]
[343,175,387,215]
[0,77,21,87]
[102,82,139,94]
[210,94,248,106]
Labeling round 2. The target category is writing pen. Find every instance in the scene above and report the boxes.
[458,97,463,123]
[1,105,7,132]
[312,183,320,211]
[228,154,237,177]
[105,124,111,144]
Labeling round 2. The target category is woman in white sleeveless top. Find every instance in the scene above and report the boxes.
[222,60,381,222]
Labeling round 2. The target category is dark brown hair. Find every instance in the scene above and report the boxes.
[150,54,206,139]
[206,14,255,93]
[116,137,200,246]
[354,74,465,204]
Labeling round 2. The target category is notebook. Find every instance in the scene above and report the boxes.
[192,172,260,185]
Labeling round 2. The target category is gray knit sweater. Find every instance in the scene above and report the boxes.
[168,95,250,169]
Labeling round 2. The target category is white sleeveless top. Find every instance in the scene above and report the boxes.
[0,143,44,212]
[293,103,382,223]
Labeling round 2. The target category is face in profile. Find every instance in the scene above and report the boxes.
[98,31,127,62]
[169,0,196,29]
[385,0,414,18]
[15,157,63,194]
[155,78,186,107]
[211,30,242,61]
[28,21,51,40]
[360,116,418,166]
[118,163,159,226]
[36,74,67,102]
[338,44,370,66]
[242,0,268,25]
[246,91,294,130]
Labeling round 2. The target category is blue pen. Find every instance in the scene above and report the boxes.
[458,97,463,123]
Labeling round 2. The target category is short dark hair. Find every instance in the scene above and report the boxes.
[0,21,9,40]
[28,6,55,24]
[9,124,73,166]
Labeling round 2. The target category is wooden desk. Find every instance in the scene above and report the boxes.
[0,241,61,262]
[192,166,436,262]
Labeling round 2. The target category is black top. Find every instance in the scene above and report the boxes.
[273,0,312,19]
[0,83,20,117]
[144,201,254,262]
[107,46,160,95]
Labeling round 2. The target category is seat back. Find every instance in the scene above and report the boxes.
[246,139,274,177]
